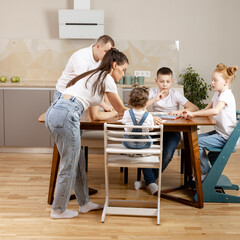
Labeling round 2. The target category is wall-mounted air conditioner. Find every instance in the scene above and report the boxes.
[58,0,104,39]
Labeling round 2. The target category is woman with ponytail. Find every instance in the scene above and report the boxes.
[181,63,238,180]
[45,48,129,219]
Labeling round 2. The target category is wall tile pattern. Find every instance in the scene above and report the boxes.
[0,39,179,84]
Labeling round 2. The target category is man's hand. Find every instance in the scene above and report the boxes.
[153,116,163,125]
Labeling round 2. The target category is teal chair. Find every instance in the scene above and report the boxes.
[194,111,240,203]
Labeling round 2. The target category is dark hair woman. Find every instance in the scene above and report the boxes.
[45,48,129,219]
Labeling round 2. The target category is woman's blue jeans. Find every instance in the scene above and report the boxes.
[53,89,61,102]
[142,132,181,186]
[45,95,90,212]
[198,130,227,174]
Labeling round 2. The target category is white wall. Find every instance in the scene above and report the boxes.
[0,0,240,108]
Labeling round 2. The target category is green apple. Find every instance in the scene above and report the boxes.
[10,77,16,83]
[11,76,20,83]
[0,76,7,82]
[0,76,7,83]
[15,76,20,82]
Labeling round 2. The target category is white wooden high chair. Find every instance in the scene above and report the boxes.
[101,123,164,225]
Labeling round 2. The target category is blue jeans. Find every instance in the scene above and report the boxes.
[198,130,227,174]
[45,95,90,212]
[53,89,62,102]
[122,135,153,149]
[142,132,181,186]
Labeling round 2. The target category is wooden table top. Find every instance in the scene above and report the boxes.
[39,112,216,128]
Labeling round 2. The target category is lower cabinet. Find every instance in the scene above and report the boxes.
[0,90,4,146]
[4,89,52,147]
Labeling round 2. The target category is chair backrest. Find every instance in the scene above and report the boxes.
[104,123,163,155]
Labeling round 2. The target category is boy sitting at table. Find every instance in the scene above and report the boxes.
[136,67,198,195]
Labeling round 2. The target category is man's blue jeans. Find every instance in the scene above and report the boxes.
[142,132,181,186]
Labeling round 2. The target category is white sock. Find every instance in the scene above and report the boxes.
[134,180,145,190]
[51,209,78,219]
[192,173,207,181]
[147,183,158,195]
[79,201,103,214]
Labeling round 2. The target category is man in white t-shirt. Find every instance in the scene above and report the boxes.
[138,67,198,195]
[54,35,115,111]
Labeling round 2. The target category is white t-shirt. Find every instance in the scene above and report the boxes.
[122,109,154,132]
[63,73,118,111]
[56,44,101,93]
[212,89,236,139]
[149,88,188,112]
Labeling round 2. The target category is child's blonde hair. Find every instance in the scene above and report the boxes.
[128,85,149,108]
[215,63,238,84]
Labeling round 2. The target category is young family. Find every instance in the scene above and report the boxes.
[45,34,238,218]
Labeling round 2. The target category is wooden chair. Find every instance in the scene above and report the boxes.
[101,123,163,225]
[194,111,240,202]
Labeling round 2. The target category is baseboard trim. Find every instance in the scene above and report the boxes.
[0,147,53,154]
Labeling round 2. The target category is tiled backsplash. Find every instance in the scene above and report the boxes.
[0,39,179,84]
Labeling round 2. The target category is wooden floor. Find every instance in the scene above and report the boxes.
[1,150,240,240]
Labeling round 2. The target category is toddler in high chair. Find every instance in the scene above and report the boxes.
[122,86,155,150]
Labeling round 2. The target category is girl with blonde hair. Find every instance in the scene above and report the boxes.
[181,63,238,180]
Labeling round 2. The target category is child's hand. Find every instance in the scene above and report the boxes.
[153,116,163,125]
[169,110,183,116]
[181,110,193,119]
[155,90,167,101]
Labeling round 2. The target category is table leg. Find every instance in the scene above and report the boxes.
[183,132,191,185]
[161,126,204,208]
[188,126,203,208]
[48,143,60,205]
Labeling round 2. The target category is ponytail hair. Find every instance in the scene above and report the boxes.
[215,63,238,84]
[66,48,129,96]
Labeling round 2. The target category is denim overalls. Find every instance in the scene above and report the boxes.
[122,109,153,149]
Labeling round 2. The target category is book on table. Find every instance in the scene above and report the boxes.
[151,112,181,120]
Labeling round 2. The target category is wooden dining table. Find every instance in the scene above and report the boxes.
[39,112,216,208]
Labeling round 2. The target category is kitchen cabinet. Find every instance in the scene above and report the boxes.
[0,90,4,146]
[4,89,51,147]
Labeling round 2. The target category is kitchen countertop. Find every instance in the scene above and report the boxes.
[0,81,183,89]
[118,83,182,88]
[0,80,56,88]
[0,81,155,89]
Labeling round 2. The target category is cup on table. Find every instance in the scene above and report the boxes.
[131,76,136,84]
[124,76,131,85]
[119,77,124,85]
[137,76,144,85]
